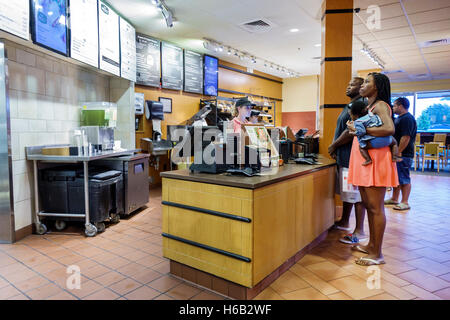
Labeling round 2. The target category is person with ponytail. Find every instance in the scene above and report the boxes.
[347,73,399,266]
[232,97,254,133]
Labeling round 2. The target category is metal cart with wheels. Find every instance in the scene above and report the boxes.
[26,145,139,237]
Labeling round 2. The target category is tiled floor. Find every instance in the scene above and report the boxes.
[1,173,450,300]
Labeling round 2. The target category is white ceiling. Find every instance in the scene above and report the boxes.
[108,0,450,82]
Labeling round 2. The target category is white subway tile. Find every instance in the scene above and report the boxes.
[37,132,56,145]
[11,134,20,161]
[53,101,68,121]
[9,90,19,118]
[11,119,29,132]
[45,72,62,97]
[28,119,47,132]
[6,45,16,61]
[19,132,38,159]
[13,172,31,203]
[14,199,33,231]
[36,56,53,72]
[12,160,28,175]
[17,91,38,119]
[26,66,46,95]
[36,95,54,120]
[16,49,36,67]
[46,120,62,132]
[8,60,27,91]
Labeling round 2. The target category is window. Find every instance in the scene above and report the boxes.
[392,90,450,133]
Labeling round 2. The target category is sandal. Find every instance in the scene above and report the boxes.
[333,224,352,232]
[339,233,368,244]
[393,203,411,211]
[355,257,385,266]
[384,199,399,205]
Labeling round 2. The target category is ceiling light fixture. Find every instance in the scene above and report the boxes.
[290,28,299,33]
[152,0,174,28]
[314,43,321,47]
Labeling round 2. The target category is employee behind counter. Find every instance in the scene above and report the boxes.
[231,97,255,133]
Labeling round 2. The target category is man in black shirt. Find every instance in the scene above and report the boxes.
[328,77,367,244]
[385,97,417,211]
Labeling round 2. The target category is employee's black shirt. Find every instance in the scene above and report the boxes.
[333,96,366,168]
[394,112,417,158]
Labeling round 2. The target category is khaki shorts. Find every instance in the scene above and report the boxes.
[335,166,362,204]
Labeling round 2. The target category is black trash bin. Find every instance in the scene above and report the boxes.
[68,169,123,223]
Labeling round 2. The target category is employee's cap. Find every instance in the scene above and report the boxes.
[235,97,256,108]
[250,110,261,117]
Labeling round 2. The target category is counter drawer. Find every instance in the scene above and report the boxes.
[162,178,253,219]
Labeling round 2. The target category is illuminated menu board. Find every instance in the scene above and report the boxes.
[161,42,183,90]
[69,0,99,67]
[183,50,203,94]
[136,34,161,87]
[0,0,29,40]
[119,17,136,82]
[98,0,120,76]
[204,55,218,96]
[31,0,68,55]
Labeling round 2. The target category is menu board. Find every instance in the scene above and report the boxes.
[119,17,136,82]
[161,42,183,90]
[204,55,218,96]
[69,0,98,68]
[136,34,161,87]
[31,0,68,55]
[183,50,203,94]
[98,0,120,76]
[0,0,29,40]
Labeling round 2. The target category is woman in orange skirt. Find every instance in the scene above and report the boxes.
[347,73,399,266]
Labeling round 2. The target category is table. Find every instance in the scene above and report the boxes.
[26,145,139,237]
[160,156,336,299]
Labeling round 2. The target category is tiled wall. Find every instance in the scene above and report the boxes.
[5,40,134,232]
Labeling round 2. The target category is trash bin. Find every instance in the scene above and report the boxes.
[68,169,123,223]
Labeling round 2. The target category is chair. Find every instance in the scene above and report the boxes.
[433,134,448,166]
[414,133,423,171]
[422,143,445,172]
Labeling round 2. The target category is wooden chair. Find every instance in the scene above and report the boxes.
[433,134,448,166]
[413,133,422,171]
[422,143,445,172]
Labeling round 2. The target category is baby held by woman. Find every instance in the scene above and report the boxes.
[347,101,401,166]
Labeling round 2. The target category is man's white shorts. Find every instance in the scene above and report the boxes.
[335,166,362,204]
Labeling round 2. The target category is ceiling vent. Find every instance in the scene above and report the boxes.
[419,38,450,48]
[239,18,275,33]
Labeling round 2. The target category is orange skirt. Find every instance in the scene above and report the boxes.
[348,137,399,188]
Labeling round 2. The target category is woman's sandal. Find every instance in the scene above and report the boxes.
[355,257,385,266]
[393,203,411,211]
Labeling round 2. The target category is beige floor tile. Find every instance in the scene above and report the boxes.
[270,270,310,294]
[190,290,225,300]
[281,287,329,300]
[0,285,22,299]
[406,257,450,276]
[68,280,104,299]
[296,254,327,266]
[329,275,384,300]
[363,293,398,300]
[27,283,63,300]
[94,271,127,287]
[124,285,160,300]
[84,288,120,300]
[305,261,353,281]
[397,269,450,292]
[14,275,49,292]
[166,283,202,300]
[402,284,442,300]
[433,287,450,300]
[327,292,353,300]
[148,275,182,293]
[46,291,78,300]
[109,278,142,296]
[299,273,340,295]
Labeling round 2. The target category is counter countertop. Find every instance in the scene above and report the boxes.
[26,146,141,162]
[160,156,336,189]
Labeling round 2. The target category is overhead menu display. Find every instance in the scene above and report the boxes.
[136,34,161,87]
[120,17,136,82]
[0,0,29,40]
[183,50,203,94]
[204,55,219,96]
[31,0,68,55]
[98,1,120,76]
[69,0,98,68]
[161,42,183,90]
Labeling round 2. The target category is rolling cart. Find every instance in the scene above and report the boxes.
[26,145,139,237]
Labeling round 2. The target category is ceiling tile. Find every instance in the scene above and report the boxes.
[402,0,450,14]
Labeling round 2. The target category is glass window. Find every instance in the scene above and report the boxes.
[415,91,450,132]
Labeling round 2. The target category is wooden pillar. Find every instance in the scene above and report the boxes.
[319,0,354,157]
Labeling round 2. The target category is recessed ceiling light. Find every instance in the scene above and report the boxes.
[314,44,321,47]
[290,28,299,33]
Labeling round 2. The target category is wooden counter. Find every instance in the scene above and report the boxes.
[161,157,336,299]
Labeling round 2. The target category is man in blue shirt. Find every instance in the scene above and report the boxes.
[328,77,367,244]
[385,97,417,211]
